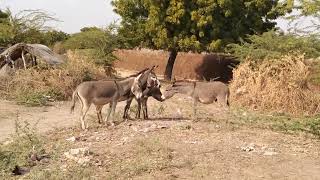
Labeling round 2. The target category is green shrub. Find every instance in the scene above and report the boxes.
[228,30,320,60]
[0,117,45,177]
[63,25,119,67]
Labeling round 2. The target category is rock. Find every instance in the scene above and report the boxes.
[263,147,278,156]
[12,165,30,176]
[64,147,92,165]
[263,151,278,156]
[241,143,255,152]
[69,147,89,156]
[66,136,76,142]
[77,156,91,165]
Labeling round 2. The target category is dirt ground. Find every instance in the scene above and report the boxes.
[0,68,319,179]
[1,92,320,179]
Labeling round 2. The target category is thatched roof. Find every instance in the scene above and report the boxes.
[0,43,64,68]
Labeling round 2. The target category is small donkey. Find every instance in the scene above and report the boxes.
[136,86,165,119]
[164,80,230,117]
[123,66,161,119]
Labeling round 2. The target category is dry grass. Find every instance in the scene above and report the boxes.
[0,51,106,105]
[230,54,320,116]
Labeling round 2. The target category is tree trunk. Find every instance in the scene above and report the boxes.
[164,49,178,81]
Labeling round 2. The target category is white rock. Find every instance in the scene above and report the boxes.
[241,143,255,152]
[66,136,76,142]
[263,151,278,156]
[69,147,89,156]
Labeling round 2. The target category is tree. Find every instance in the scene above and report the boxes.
[43,30,69,45]
[112,0,292,80]
[64,25,119,73]
[289,0,320,34]
[228,30,320,60]
[0,9,60,46]
[0,9,13,46]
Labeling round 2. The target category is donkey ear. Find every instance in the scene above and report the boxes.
[150,65,156,71]
[138,78,143,87]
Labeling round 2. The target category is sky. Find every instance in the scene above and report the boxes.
[0,0,294,34]
[1,0,120,33]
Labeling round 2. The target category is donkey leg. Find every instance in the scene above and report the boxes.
[95,105,103,124]
[142,98,148,120]
[105,103,112,125]
[80,101,91,130]
[110,101,118,126]
[136,99,142,119]
[123,98,133,119]
[217,95,228,108]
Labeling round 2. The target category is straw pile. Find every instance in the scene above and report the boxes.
[229,54,320,116]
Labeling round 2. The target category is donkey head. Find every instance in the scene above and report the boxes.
[131,65,161,99]
[131,73,143,99]
[147,65,160,88]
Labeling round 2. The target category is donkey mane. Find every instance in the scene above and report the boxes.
[127,67,150,78]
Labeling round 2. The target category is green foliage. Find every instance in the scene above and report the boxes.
[112,0,292,52]
[0,9,14,46]
[15,88,62,107]
[64,25,119,66]
[0,117,44,177]
[286,0,320,35]
[0,8,67,47]
[228,30,320,60]
[297,0,320,16]
[43,30,70,46]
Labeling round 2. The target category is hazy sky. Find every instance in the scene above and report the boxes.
[1,0,292,33]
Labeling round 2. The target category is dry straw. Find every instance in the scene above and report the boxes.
[230,54,320,116]
[0,50,106,101]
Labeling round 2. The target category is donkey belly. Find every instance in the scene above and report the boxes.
[197,95,215,104]
[92,97,113,105]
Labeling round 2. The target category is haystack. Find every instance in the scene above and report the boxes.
[230,54,320,116]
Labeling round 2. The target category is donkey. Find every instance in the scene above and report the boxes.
[135,86,165,119]
[164,80,230,117]
[71,66,159,130]
[123,66,161,119]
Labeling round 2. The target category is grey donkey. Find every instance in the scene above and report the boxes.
[135,86,166,119]
[123,66,162,119]
[164,80,230,117]
[71,67,158,130]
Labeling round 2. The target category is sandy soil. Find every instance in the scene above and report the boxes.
[0,69,319,179]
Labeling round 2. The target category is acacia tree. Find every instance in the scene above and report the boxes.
[289,0,320,34]
[112,0,292,80]
[0,9,61,46]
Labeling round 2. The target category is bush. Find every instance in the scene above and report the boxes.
[63,26,119,68]
[0,117,44,177]
[0,51,106,105]
[228,30,320,60]
[230,54,320,116]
